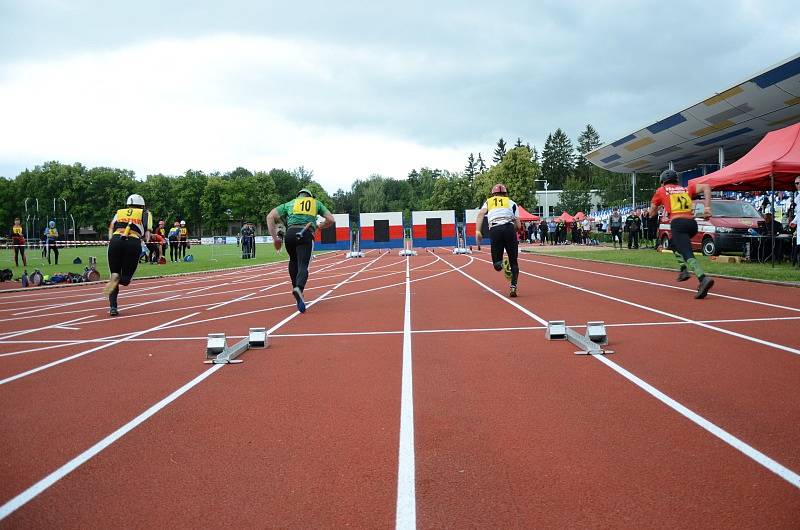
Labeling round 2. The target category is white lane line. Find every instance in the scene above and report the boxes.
[445,254,800,489]
[519,255,800,313]
[0,315,96,340]
[396,255,416,530]
[0,254,364,520]
[0,312,199,386]
[0,363,226,521]
[476,256,800,357]
[594,355,800,489]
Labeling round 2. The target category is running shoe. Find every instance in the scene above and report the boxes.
[509,285,517,298]
[292,287,306,313]
[676,268,690,282]
[502,257,513,280]
[695,276,714,299]
[109,306,119,317]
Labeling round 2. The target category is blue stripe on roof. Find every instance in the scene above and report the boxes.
[611,134,636,147]
[694,127,753,146]
[601,154,621,163]
[752,56,800,88]
[646,113,687,134]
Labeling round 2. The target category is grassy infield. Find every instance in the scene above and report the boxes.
[1,240,797,286]
[0,243,288,284]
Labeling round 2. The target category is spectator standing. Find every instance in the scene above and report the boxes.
[609,208,623,249]
[628,211,641,249]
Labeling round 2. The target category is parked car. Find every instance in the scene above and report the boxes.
[657,199,764,256]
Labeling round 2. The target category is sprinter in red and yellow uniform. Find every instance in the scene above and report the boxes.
[649,169,714,299]
[103,194,153,316]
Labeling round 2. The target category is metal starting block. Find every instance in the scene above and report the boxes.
[452,247,472,255]
[545,320,613,355]
[204,328,269,364]
[545,320,567,340]
[346,251,365,258]
[399,249,417,256]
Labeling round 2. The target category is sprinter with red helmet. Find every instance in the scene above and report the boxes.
[474,184,522,297]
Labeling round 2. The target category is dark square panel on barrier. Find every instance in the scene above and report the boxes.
[321,223,337,244]
[426,218,442,240]
[374,220,390,242]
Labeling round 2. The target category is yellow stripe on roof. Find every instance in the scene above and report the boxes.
[691,120,735,137]
[623,137,655,152]
[768,113,800,126]
[785,97,800,106]
[703,85,744,106]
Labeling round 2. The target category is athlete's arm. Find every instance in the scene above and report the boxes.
[474,206,488,239]
[693,183,713,218]
[266,208,282,240]
[317,211,335,231]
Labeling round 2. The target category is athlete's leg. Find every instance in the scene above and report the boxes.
[504,225,520,287]
[489,226,504,271]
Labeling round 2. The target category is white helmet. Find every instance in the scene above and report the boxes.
[180,220,186,226]
[126,194,145,207]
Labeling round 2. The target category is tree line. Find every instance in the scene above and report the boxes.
[0,124,658,236]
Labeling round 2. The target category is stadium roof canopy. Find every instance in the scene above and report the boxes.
[587,53,800,174]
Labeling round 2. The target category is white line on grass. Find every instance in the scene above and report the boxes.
[443,253,800,489]
[396,254,416,530]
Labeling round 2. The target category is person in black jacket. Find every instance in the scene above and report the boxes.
[627,211,641,249]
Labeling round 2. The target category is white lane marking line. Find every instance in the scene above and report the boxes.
[0,363,226,521]
[594,354,800,489]
[396,254,416,530]
[519,255,800,313]
[0,315,96,340]
[52,326,81,331]
[0,312,199,386]
[477,256,800,357]
[447,254,800,489]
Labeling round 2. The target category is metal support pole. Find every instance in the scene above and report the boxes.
[631,172,636,210]
[718,146,725,169]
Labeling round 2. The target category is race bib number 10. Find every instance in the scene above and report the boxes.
[292,198,317,215]
[669,192,692,214]
[487,196,509,211]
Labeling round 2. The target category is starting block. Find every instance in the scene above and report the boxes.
[346,251,365,258]
[204,327,269,364]
[546,320,613,355]
[545,320,567,340]
[452,247,472,255]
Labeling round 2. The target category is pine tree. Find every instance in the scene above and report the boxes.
[540,128,574,189]
[477,153,487,174]
[527,143,539,165]
[575,124,602,181]
[492,138,507,164]
[514,137,524,148]
[465,153,477,183]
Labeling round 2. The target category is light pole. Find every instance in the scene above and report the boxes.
[534,179,549,218]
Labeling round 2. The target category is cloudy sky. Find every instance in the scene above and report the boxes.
[1,0,798,192]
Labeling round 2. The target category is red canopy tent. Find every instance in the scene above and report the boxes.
[517,205,540,222]
[688,123,800,192]
[557,212,575,223]
[574,211,586,220]
[688,123,800,267]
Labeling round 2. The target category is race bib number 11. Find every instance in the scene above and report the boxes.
[292,198,317,215]
[487,196,509,211]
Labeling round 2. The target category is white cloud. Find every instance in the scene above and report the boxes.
[0,34,484,191]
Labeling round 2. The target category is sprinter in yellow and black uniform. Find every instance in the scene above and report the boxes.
[103,194,153,316]
[267,188,335,313]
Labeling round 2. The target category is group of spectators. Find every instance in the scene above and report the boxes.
[522,218,598,246]
[519,210,660,249]
[143,220,190,263]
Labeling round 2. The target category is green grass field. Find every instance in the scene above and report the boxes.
[522,245,800,283]
[1,242,292,282]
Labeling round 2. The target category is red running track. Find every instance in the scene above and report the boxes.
[0,249,798,528]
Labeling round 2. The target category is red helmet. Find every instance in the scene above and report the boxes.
[491,184,508,194]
